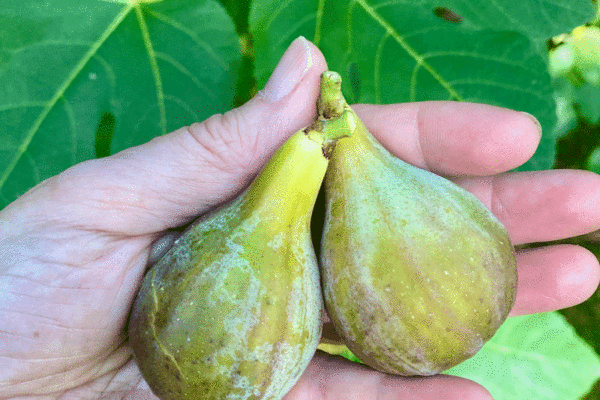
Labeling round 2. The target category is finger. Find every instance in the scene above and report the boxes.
[284,352,493,400]
[455,169,600,244]
[318,244,600,332]
[510,245,600,316]
[13,37,328,236]
[130,36,326,221]
[354,102,541,176]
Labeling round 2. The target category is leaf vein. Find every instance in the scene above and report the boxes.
[136,5,166,136]
[10,41,95,55]
[263,0,297,38]
[445,79,552,102]
[275,14,316,49]
[92,54,118,94]
[374,33,389,104]
[0,102,47,112]
[0,5,134,192]
[314,0,326,46]
[154,52,219,104]
[163,95,200,121]
[353,0,462,101]
[418,51,542,75]
[59,97,78,164]
[145,9,228,70]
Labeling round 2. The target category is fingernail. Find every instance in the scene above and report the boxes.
[520,111,543,137]
[260,36,314,102]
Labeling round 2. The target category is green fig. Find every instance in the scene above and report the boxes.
[129,73,350,400]
[320,87,518,376]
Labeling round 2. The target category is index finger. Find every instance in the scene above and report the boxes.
[354,101,542,177]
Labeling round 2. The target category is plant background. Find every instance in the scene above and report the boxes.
[2,0,600,399]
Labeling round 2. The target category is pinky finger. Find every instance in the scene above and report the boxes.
[510,244,600,316]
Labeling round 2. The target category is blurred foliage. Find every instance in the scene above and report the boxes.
[544,4,600,396]
[218,0,257,106]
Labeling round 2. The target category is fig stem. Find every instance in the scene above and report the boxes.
[323,110,357,142]
[316,71,355,144]
[318,71,349,119]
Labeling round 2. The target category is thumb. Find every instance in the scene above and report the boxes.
[13,37,328,236]
[128,36,327,228]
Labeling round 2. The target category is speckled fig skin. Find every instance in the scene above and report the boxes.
[129,72,352,400]
[129,128,327,400]
[320,104,518,376]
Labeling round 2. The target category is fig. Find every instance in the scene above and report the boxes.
[320,88,518,376]
[129,72,351,400]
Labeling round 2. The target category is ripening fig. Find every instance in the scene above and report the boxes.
[548,43,575,77]
[571,25,600,69]
[128,72,351,400]
[320,84,518,376]
[570,25,600,84]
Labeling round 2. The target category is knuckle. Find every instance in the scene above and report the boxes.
[184,111,258,173]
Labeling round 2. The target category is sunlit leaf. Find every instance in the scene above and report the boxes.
[447,312,600,400]
[251,0,595,172]
[0,0,240,209]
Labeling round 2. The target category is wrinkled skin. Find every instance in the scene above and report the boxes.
[1,38,600,400]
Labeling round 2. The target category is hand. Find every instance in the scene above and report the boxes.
[1,37,599,400]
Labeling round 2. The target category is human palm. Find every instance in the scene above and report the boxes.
[2,38,600,400]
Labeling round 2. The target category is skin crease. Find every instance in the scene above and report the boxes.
[1,37,600,400]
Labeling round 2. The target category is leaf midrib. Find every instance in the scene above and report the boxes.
[136,5,167,136]
[0,5,135,191]
[351,0,463,102]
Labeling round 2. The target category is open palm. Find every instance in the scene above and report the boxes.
[2,38,599,400]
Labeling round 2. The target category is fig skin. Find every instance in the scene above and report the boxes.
[129,72,352,400]
[129,128,328,400]
[320,106,518,376]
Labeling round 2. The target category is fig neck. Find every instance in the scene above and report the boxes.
[245,129,329,228]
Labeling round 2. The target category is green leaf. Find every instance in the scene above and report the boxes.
[217,0,251,34]
[446,312,600,400]
[425,0,595,46]
[324,311,600,398]
[574,83,600,124]
[0,0,240,209]
[250,0,593,172]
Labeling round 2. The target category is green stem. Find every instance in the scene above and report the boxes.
[316,71,356,144]
[318,71,349,119]
[323,110,358,142]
